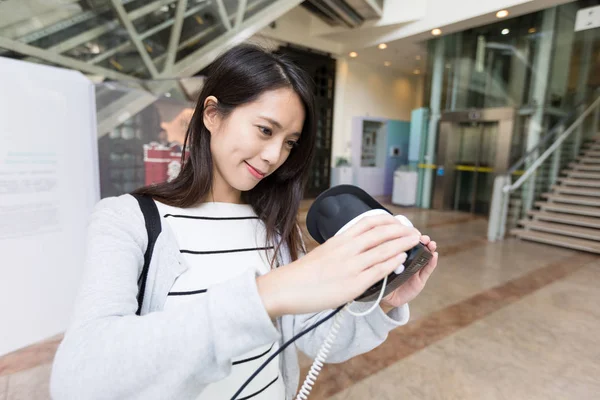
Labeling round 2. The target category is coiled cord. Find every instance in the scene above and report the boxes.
[230,306,344,400]
[295,276,388,400]
[231,277,388,400]
[295,307,345,400]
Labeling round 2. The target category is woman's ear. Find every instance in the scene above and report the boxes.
[203,96,220,135]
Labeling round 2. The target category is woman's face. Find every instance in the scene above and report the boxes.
[204,88,305,199]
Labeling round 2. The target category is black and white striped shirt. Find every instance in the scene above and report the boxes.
[156,201,285,400]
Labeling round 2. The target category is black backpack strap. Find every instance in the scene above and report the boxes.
[130,193,162,315]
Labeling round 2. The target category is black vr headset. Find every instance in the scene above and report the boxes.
[306,185,433,302]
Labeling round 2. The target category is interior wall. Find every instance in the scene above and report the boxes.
[331,58,422,166]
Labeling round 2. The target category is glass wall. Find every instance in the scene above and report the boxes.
[424,0,599,114]
[420,0,599,217]
[95,78,197,198]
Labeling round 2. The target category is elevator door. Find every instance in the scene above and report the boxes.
[453,122,498,214]
[433,107,515,215]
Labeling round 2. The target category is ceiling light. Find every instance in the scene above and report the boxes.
[349,51,358,58]
[413,69,421,75]
[384,61,391,67]
[501,28,510,35]
[378,43,387,50]
[528,27,536,33]
[431,28,442,36]
[496,10,509,18]
[164,92,172,98]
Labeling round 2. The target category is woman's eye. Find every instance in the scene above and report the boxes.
[258,126,272,136]
[286,140,299,149]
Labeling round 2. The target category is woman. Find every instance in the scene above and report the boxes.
[50,44,438,400]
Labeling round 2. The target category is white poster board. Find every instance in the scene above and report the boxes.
[0,57,100,356]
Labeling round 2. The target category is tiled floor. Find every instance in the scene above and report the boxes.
[2,199,599,399]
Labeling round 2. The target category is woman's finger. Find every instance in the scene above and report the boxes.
[420,235,431,245]
[418,252,438,284]
[427,240,437,253]
[360,251,407,289]
[356,234,420,272]
[352,223,419,254]
[340,214,399,238]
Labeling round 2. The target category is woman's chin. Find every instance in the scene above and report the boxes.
[233,178,260,192]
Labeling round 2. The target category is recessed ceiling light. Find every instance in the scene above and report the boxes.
[431,28,442,36]
[413,69,421,75]
[528,27,536,33]
[378,43,388,50]
[416,55,421,60]
[496,10,509,18]
[501,28,510,35]
[384,61,391,67]
[349,51,358,58]
[164,92,171,97]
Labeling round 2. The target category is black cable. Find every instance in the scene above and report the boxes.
[230,305,345,400]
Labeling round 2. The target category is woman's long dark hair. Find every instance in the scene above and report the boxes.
[134,44,316,265]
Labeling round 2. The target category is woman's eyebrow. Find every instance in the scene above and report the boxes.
[258,116,282,129]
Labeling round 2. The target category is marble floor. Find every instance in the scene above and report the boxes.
[2,199,599,399]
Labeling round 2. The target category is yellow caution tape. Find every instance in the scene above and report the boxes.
[418,163,437,169]
[455,165,494,173]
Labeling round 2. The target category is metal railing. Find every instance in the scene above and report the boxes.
[488,91,600,241]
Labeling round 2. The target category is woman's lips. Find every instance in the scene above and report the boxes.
[245,162,265,179]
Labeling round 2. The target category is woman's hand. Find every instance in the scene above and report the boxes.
[257,214,421,318]
[380,235,438,309]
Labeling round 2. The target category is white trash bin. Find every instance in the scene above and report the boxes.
[392,170,418,206]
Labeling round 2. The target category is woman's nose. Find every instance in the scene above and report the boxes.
[261,140,283,165]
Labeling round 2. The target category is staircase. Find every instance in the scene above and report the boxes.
[512,139,600,253]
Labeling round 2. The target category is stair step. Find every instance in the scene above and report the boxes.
[576,156,600,164]
[551,185,600,197]
[568,163,600,172]
[582,150,600,157]
[557,178,600,188]
[519,219,600,241]
[562,170,600,179]
[528,211,600,229]
[511,229,600,253]
[542,193,600,207]
[535,202,600,217]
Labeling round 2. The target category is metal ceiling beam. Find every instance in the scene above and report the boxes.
[49,21,120,54]
[88,42,133,64]
[138,3,209,40]
[0,36,135,82]
[97,0,300,134]
[216,0,233,31]
[46,0,178,55]
[164,0,188,73]
[129,0,178,21]
[235,0,248,29]
[19,0,175,65]
[168,0,304,77]
[110,0,160,78]
[88,2,209,67]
